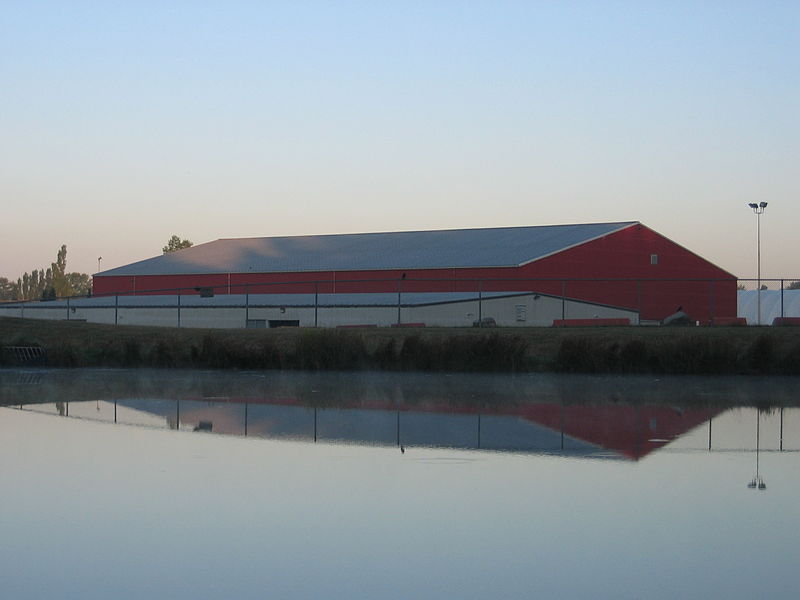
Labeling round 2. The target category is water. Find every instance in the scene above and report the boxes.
[1,369,799,599]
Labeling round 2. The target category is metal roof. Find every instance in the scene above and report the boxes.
[98,222,637,276]
[7,291,529,309]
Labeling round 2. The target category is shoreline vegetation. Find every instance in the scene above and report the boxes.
[1,317,799,375]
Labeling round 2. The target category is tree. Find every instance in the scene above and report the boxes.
[17,271,47,301]
[50,244,71,297]
[66,272,92,296]
[163,235,193,254]
[7,245,91,301]
[0,277,15,301]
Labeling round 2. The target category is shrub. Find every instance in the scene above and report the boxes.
[151,339,178,368]
[123,339,142,366]
[618,339,648,373]
[293,330,368,370]
[555,337,605,373]
[399,333,529,372]
[744,335,775,374]
[49,340,81,367]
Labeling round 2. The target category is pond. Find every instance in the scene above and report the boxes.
[1,369,799,599]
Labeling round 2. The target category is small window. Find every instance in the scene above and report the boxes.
[650,254,658,265]
[515,304,527,322]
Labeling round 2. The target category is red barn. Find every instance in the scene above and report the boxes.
[93,221,737,323]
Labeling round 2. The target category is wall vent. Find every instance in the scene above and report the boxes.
[515,304,527,322]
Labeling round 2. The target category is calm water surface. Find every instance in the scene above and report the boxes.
[1,369,799,599]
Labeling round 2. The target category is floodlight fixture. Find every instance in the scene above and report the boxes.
[759,201,768,208]
[748,203,758,209]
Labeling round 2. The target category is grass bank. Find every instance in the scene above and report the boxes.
[1,317,799,375]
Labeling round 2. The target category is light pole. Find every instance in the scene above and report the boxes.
[97,256,102,272]
[748,202,767,325]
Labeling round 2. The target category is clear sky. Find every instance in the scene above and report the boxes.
[2,1,798,282]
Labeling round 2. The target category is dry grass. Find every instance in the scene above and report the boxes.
[1,317,799,374]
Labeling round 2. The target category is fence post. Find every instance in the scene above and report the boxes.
[781,279,785,319]
[177,292,181,328]
[709,279,715,324]
[314,281,319,327]
[66,296,70,321]
[636,280,642,325]
[245,284,249,328]
[478,279,483,323]
[397,279,401,325]
[115,294,119,325]
[561,280,566,322]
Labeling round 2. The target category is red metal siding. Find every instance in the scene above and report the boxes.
[92,224,736,322]
[514,224,737,321]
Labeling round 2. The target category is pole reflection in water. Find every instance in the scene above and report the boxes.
[748,410,767,491]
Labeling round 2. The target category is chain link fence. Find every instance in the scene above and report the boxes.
[1,276,799,327]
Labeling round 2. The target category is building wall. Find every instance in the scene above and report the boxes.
[516,224,737,321]
[0,293,639,329]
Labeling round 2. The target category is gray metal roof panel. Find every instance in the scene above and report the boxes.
[43,291,538,308]
[98,222,637,276]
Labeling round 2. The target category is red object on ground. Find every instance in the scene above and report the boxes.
[552,318,631,327]
[772,317,800,326]
[709,317,747,326]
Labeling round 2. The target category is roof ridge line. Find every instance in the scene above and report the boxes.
[215,221,640,241]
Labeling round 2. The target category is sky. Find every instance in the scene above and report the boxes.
[1,1,798,282]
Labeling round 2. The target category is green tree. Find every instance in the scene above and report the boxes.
[50,244,71,297]
[12,269,40,300]
[163,235,193,253]
[66,272,92,296]
[9,245,91,301]
[0,277,16,300]
[787,281,800,290]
